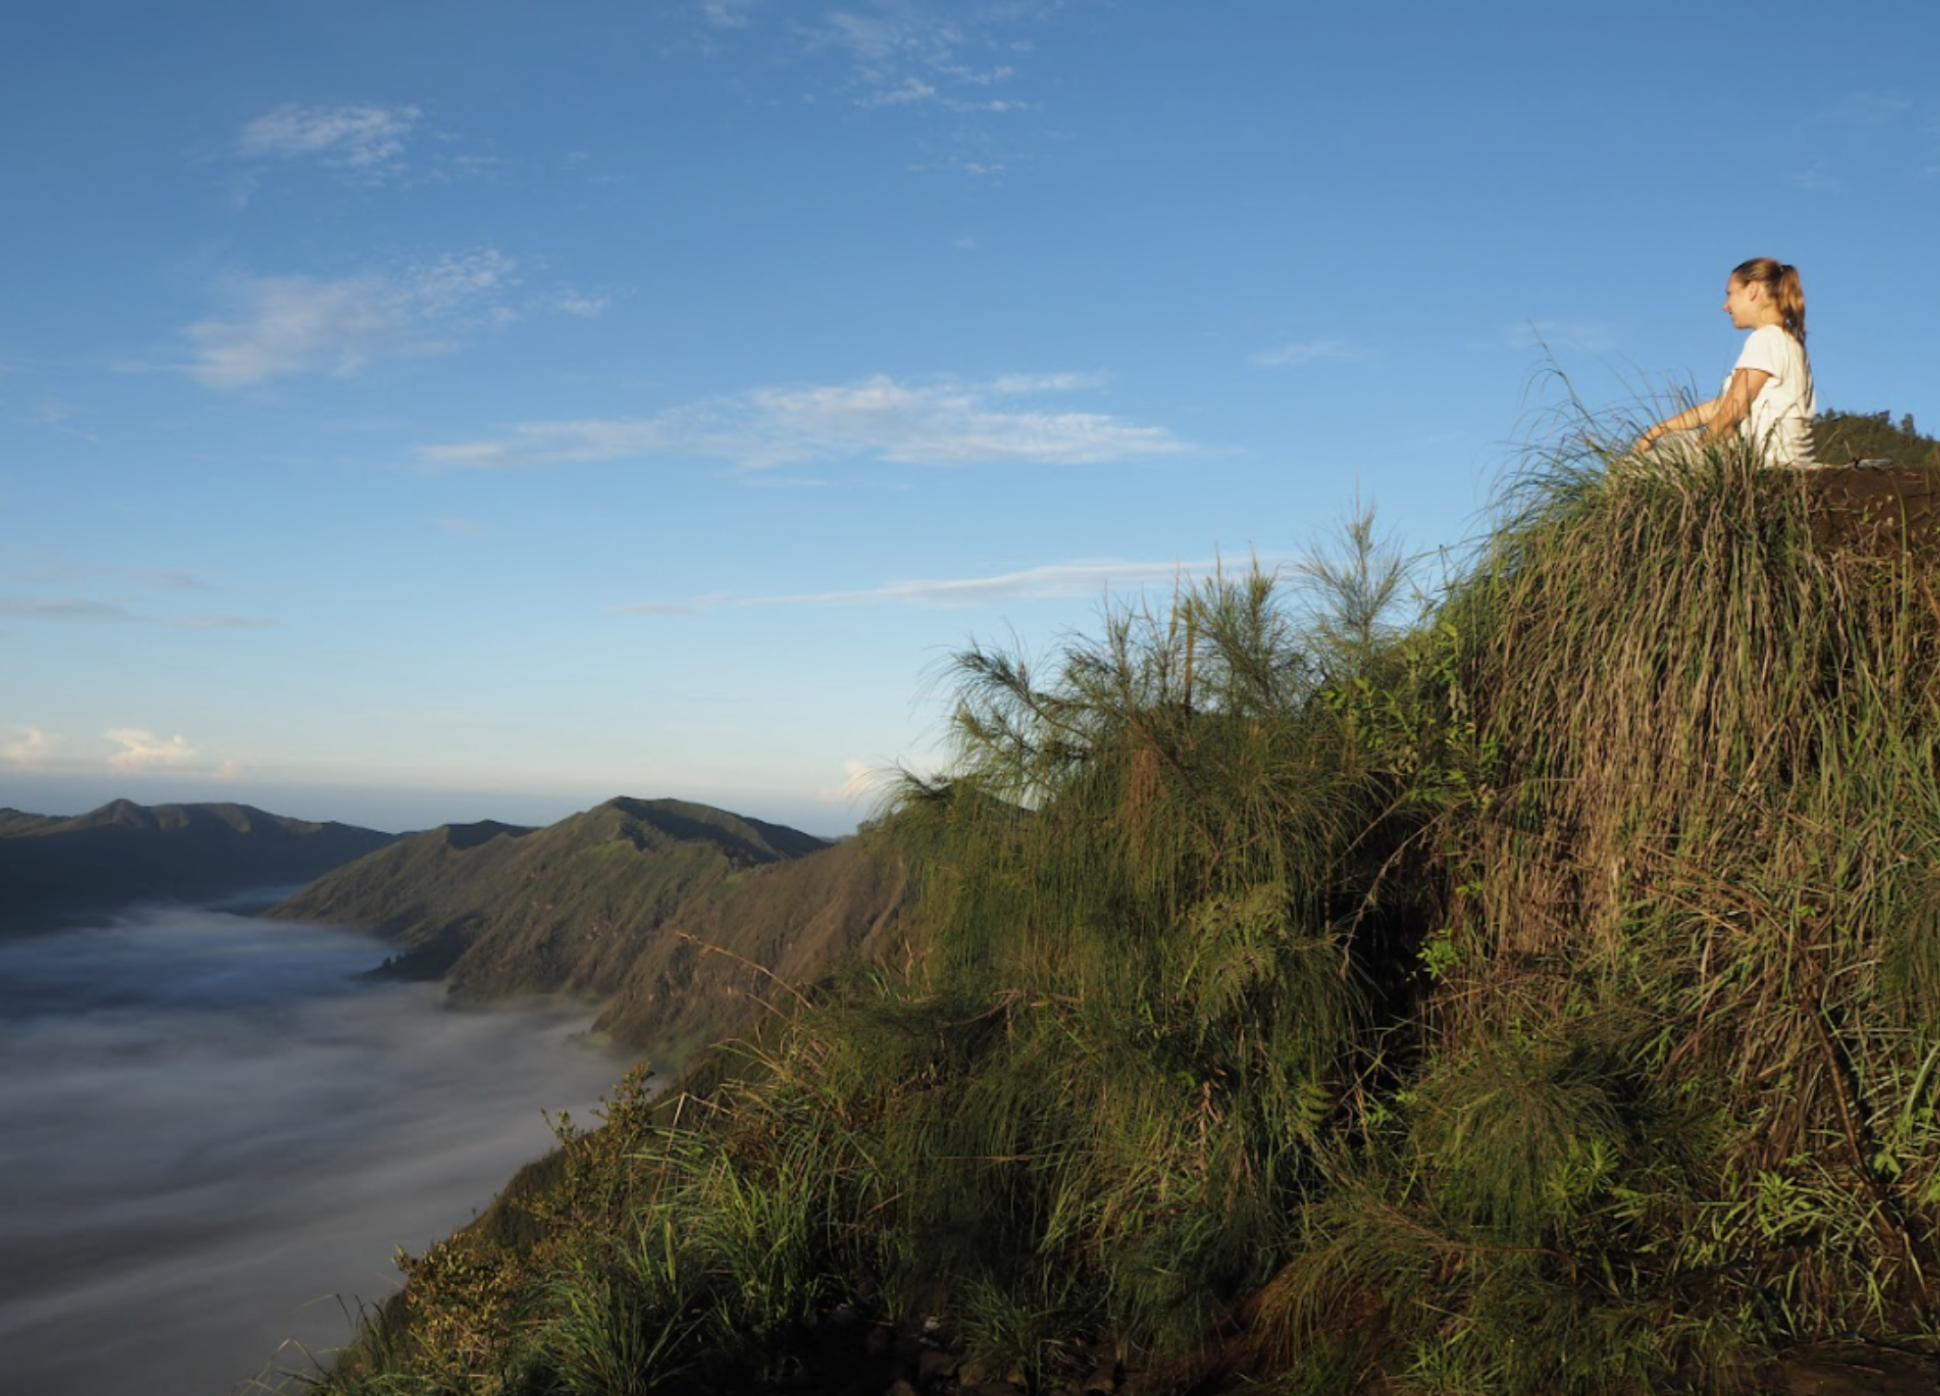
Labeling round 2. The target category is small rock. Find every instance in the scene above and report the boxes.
[887,1381,919,1396]
[917,1349,960,1383]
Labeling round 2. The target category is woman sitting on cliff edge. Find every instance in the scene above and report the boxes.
[1635,257,1818,467]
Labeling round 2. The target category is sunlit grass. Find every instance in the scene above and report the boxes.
[298,412,1940,1396]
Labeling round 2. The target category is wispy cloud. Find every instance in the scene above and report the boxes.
[33,399,99,442]
[1249,339,1372,369]
[551,291,612,319]
[1819,91,1914,127]
[0,597,140,623]
[1790,159,1839,190]
[4,726,56,767]
[420,372,1189,471]
[3,556,220,592]
[811,7,1036,116]
[683,2,1047,174]
[145,570,217,591]
[0,558,272,628]
[432,516,491,538]
[616,557,1241,615]
[818,758,883,804]
[105,728,201,773]
[0,595,275,628]
[238,102,422,173]
[183,250,518,389]
[175,614,277,630]
[1506,320,1620,354]
[697,0,760,28]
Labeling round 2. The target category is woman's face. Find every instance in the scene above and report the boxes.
[1722,276,1764,330]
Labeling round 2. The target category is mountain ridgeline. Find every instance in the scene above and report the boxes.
[273,796,909,1058]
[0,800,397,936]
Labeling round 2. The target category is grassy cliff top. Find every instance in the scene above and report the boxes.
[298,420,1940,1396]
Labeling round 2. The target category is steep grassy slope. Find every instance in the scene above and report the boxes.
[274,796,909,1055]
[300,422,1940,1396]
[589,832,910,1055]
[0,799,397,935]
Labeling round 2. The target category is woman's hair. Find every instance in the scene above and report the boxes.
[1732,257,1807,344]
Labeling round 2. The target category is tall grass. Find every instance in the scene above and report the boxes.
[1258,428,1940,1390]
[302,420,1940,1395]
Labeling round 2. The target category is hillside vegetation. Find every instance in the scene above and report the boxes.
[299,424,1940,1395]
[275,796,909,1057]
[1814,409,1940,467]
[0,799,396,936]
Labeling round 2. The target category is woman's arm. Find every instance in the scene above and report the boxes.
[1636,396,1722,452]
[1633,368,1772,452]
[1699,368,1771,443]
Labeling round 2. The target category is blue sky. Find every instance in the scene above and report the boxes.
[4,0,1937,835]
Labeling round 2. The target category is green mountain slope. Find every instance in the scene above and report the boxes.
[1814,408,1940,465]
[0,799,398,936]
[306,432,1940,1396]
[590,832,910,1055]
[273,796,909,1055]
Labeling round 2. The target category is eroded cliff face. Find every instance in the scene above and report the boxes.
[1806,464,1940,555]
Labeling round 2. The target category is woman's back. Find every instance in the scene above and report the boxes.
[1731,321,1816,466]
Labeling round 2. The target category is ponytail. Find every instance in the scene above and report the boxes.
[1733,256,1807,344]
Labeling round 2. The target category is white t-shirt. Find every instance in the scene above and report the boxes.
[1725,324,1816,465]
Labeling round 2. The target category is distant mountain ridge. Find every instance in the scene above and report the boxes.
[0,799,400,936]
[274,796,909,1058]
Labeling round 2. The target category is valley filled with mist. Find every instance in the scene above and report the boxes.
[0,905,624,1396]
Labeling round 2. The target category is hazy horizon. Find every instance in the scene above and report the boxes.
[0,904,631,1396]
[0,770,867,840]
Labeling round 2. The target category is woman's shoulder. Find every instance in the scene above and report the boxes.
[1737,323,1805,370]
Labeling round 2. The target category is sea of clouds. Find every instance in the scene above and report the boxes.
[0,905,629,1396]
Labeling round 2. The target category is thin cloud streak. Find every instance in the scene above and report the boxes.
[1507,320,1621,354]
[615,557,1266,615]
[1249,339,1372,369]
[1818,91,1914,127]
[0,598,140,623]
[183,251,518,389]
[0,596,273,629]
[2,557,217,592]
[419,373,1189,471]
[690,1,1044,172]
[238,102,422,170]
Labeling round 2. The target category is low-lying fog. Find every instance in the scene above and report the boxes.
[0,905,630,1396]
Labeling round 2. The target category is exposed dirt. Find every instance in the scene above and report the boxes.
[1777,1340,1940,1396]
[1805,465,1940,558]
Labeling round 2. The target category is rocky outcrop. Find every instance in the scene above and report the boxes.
[1806,464,1940,556]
